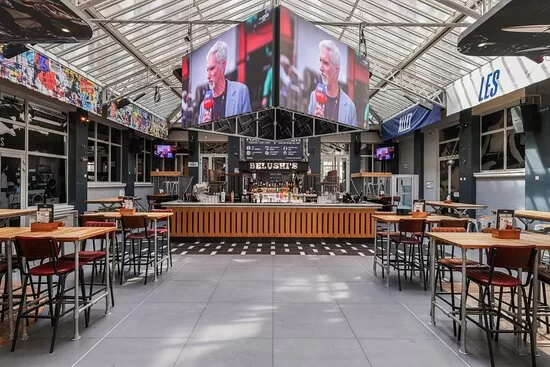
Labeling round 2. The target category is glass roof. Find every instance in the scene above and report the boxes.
[41,0,496,122]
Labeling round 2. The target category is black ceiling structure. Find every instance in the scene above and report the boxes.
[0,0,93,44]
[457,0,550,61]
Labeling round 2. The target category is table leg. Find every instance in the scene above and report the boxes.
[154,219,158,282]
[532,251,540,355]
[516,268,525,355]
[459,247,468,355]
[373,219,378,275]
[167,217,171,268]
[73,240,81,341]
[105,232,111,316]
[6,240,14,340]
[386,222,390,288]
[430,235,437,326]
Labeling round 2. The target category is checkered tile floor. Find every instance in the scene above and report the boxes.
[170,239,374,256]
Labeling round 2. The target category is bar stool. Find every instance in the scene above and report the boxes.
[465,245,537,367]
[121,215,154,285]
[390,219,427,291]
[151,208,172,270]
[374,211,397,279]
[12,236,88,353]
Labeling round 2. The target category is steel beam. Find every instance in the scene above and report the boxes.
[88,18,469,28]
[431,0,481,19]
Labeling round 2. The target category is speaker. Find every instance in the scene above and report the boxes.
[353,135,361,155]
[520,104,541,132]
[129,139,144,154]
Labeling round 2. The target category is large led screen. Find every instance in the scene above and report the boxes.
[279,7,370,129]
[182,8,273,127]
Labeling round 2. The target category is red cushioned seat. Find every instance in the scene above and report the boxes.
[60,251,106,262]
[127,232,148,240]
[29,261,85,276]
[466,270,522,287]
[147,228,168,236]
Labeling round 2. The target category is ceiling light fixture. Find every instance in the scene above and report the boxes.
[61,28,70,33]
[502,25,550,33]
[477,41,496,47]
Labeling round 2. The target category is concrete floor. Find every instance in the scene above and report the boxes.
[0,254,549,367]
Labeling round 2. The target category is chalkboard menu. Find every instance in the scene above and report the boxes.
[243,139,304,161]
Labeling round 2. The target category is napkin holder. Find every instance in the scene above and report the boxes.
[31,222,59,232]
[411,211,429,218]
[491,229,521,239]
[119,208,136,215]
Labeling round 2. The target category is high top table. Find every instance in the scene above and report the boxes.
[85,197,143,211]
[372,214,470,287]
[513,210,550,230]
[425,201,488,216]
[81,211,173,282]
[0,226,116,341]
[0,208,36,227]
[427,231,550,355]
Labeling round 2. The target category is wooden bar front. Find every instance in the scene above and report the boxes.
[166,205,378,239]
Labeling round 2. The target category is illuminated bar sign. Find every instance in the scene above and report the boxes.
[242,161,308,171]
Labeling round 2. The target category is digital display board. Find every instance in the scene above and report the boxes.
[243,139,304,161]
[279,7,370,129]
[181,8,273,127]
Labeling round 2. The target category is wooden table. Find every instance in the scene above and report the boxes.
[513,210,550,230]
[0,209,36,227]
[0,226,116,341]
[426,231,550,355]
[85,197,143,211]
[82,211,173,282]
[425,201,487,216]
[372,214,469,287]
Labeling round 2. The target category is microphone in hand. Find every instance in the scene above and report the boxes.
[314,83,326,118]
[203,89,214,110]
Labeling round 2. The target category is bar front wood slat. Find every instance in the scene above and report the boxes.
[167,205,378,238]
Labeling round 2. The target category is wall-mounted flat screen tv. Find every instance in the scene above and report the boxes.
[154,144,176,158]
[375,146,395,161]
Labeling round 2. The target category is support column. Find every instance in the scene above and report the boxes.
[227,136,241,195]
[413,130,424,199]
[122,131,135,196]
[350,132,361,174]
[307,137,321,174]
[68,111,88,214]
[188,130,200,188]
[525,106,550,211]
[458,109,480,206]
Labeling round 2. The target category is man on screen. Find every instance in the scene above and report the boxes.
[308,40,357,126]
[199,41,252,124]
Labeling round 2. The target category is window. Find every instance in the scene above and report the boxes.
[439,124,460,201]
[360,143,375,173]
[27,102,68,205]
[87,122,122,182]
[136,138,152,182]
[480,108,525,171]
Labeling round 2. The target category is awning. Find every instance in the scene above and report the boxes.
[381,105,441,141]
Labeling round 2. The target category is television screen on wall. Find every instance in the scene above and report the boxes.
[279,7,370,129]
[181,8,274,128]
[154,144,176,159]
[375,146,395,161]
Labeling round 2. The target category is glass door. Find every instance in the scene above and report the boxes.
[321,155,349,193]
[0,153,26,226]
[200,155,227,183]
[396,176,413,210]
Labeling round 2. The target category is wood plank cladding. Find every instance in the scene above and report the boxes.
[168,206,376,239]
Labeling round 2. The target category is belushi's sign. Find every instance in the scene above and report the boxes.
[240,161,308,171]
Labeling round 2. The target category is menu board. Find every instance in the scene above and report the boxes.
[243,139,304,161]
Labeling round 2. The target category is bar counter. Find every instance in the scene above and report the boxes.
[163,201,381,239]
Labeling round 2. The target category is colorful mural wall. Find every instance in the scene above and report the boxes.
[107,102,168,140]
[0,47,169,139]
[0,46,102,114]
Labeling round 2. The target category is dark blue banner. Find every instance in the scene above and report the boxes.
[381,105,441,141]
